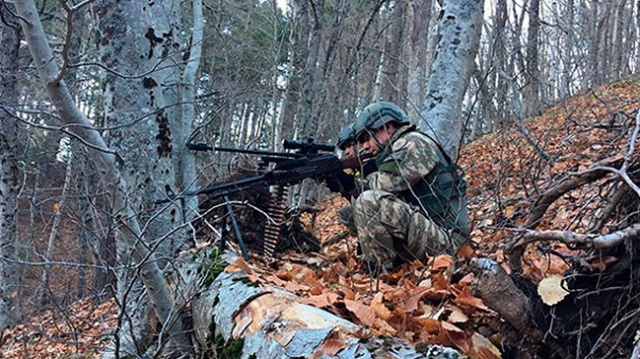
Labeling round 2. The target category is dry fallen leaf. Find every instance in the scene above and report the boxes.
[430,254,454,271]
[301,292,340,308]
[441,321,470,353]
[344,299,377,327]
[455,286,490,312]
[225,257,252,274]
[537,274,569,306]
[469,332,502,358]
[370,292,392,320]
[309,338,348,359]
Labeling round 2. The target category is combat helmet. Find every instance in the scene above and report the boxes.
[353,101,410,140]
[336,123,355,150]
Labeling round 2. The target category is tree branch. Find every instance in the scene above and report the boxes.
[524,156,624,229]
[513,223,640,250]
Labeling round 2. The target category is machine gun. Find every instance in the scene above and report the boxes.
[159,138,356,259]
[161,138,347,202]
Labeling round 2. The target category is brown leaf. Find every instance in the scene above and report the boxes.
[344,299,377,327]
[442,321,470,353]
[301,292,340,308]
[370,292,392,320]
[468,332,502,359]
[284,281,310,293]
[446,305,469,324]
[310,338,349,359]
[455,286,490,312]
[456,244,476,263]
[414,317,441,334]
[404,287,427,313]
[429,254,453,271]
[225,257,252,274]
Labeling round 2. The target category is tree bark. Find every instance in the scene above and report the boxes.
[13,0,190,354]
[421,0,484,161]
[470,258,570,358]
[0,1,23,332]
[407,0,433,121]
[523,0,542,117]
[179,0,204,224]
[381,0,408,104]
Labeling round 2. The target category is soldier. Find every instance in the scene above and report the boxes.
[336,123,357,160]
[350,101,469,275]
[334,124,359,236]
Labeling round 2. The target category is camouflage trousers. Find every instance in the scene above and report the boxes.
[338,203,357,235]
[353,189,456,273]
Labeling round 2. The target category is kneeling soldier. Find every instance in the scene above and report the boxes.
[350,102,469,275]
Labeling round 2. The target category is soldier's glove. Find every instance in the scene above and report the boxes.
[322,171,356,194]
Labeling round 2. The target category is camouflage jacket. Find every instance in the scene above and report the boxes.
[365,124,469,236]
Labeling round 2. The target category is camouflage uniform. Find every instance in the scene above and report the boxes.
[353,124,468,273]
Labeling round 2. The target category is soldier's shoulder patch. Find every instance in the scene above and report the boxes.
[378,160,401,175]
[391,137,409,151]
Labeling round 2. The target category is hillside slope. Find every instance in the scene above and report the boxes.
[462,74,640,276]
[3,74,640,358]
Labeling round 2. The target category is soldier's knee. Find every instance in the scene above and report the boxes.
[338,205,354,224]
[354,190,392,213]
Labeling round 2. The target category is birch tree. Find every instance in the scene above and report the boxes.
[421,0,484,161]
[12,0,205,354]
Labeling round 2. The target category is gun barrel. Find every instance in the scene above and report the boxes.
[186,143,214,151]
[214,147,300,158]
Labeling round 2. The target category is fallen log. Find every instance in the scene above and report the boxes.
[188,251,465,359]
[469,258,570,359]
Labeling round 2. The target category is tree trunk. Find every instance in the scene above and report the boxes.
[381,0,408,104]
[279,0,311,143]
[310,0,353,139]
[0,1,23,332]
[299,1,323,138]
[179,0,204,225]
[38,151,73,308]
[636,0,640,71]
[421,0,484,161]
[407,0,433,121]
[92,0,190,353]
[13,0,190,355]
[523,0,542,117]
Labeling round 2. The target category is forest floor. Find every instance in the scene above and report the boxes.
[3,73,640,358]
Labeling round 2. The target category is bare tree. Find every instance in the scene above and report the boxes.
[421,0,484,161]
[380,0,409,104]
[0,2,23,332]
[13,0,195,354]
[406,0,434,120]
[523,0,542,117]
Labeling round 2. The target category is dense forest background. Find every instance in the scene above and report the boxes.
[2,0,640,357]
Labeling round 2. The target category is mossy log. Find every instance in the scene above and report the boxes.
[189,252,464,359]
